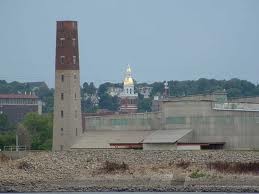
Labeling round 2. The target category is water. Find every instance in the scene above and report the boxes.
[1,192,259,194]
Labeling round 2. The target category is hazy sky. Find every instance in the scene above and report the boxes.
[1,0,259,87]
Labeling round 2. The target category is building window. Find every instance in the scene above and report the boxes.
[61,110,63,118]
[74,93,76,99]
[60,145,64,151]
[61,93,64,100]
[72,38,76,47]
[75,110,77,118]
[73,56,76,65]
[61,74,64,82]
[76,128,78,136]
[127,88,128,94]
[60,56,65,64]
[74,74,77,79]
[130,88,132,94]
[60,38,65,47]
[61,128,64,136]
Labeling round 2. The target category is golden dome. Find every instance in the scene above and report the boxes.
[124,77,134,86]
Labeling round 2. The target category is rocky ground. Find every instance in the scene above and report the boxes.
[1,150,259,192]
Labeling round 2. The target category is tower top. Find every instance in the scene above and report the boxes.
[55,21,79,70]
[123,64,134,86]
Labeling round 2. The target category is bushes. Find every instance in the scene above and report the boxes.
[17,161,32,170]
[102,161,129,172]
[190,170,206,178]
[175,160,190,169]
[207,161,259,174]
[0,131,16,150]
[0,153,9,162]
[22,113,53,150]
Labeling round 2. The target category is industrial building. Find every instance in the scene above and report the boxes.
[71,91,259,150]
[52,21,259,151]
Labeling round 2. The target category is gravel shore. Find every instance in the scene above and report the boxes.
[1,150,259,192]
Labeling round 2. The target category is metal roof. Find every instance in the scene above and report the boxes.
[71,130,153,149]
[143,129,192,144]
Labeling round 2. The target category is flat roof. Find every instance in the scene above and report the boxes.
[71,130,153,149]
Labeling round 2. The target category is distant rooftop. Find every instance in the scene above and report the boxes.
[0,94,38,99]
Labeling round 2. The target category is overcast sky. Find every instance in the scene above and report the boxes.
[1,0,259,87]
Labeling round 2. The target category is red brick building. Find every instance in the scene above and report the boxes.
[0,94,41,125]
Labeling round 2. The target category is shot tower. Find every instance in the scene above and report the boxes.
[53,21,82,151]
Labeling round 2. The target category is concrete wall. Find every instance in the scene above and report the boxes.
[229,96,259,104]
[143,143,177,150]
[81,93,259,150]
[84,112,162,131]
[161,100,259,149]
[177,145,201,150]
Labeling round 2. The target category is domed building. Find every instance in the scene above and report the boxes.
[119,65,138,113]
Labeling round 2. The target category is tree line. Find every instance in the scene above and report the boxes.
[0,78,259,150]
[1,78,259,114]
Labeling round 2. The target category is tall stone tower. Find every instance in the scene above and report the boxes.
[53,21,82,151]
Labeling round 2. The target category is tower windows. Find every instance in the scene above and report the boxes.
[60,38,65,47]
[73,56,76,65]
[61,110,64,118]
[127,88,128,94]
[75,128,78,136]
[61,93,64,100]
[75,110,77,118]
[61,128,64,136]
[72,38,76,47]
[60,56,65,64]
[74,93,76,99]
[130,88,132,94]
[61,74,64,82]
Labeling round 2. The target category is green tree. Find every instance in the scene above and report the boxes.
[99,93,119,111]
[0,131,16,150]
[137,94,152,112]
[0,114,9,130]
[22,112,53,150]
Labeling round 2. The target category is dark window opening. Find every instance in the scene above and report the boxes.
[201,144,224,150]
[60,56,65,64]
[61,74,64,82]
[61,110,64,118]
[61,93,64,100]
